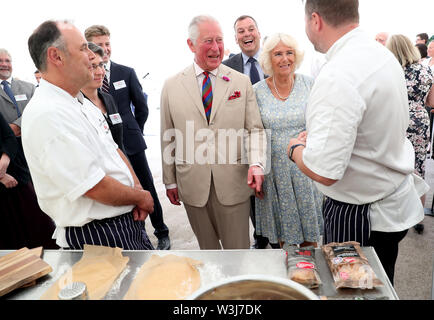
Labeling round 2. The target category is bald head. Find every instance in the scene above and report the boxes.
[375,32,389,46]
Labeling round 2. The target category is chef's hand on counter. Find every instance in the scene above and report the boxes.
[166,187,181,206]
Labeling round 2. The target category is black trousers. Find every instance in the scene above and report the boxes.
[250,196,270,247]
[368,230,408,286]
[128,150,169,239]
[323,197,408,286]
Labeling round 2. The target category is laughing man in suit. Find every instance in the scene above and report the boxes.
[85,25,171,250]
[222,16,274,249]
[160,15,267,250]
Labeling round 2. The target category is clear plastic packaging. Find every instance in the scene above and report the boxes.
[285,245,321,289]
[322,241,383,289]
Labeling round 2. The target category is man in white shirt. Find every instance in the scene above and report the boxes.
[288,0,428,285]
[22,20,154,250]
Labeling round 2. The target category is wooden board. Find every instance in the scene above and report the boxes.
[21,247,44,288]
[0,247,52,297]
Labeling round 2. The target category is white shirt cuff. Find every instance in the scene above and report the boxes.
[165,184,177,190]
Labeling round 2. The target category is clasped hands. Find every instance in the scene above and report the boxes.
[0,154,18,188]
[133,183,154,222]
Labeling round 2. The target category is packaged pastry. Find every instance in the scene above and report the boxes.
[322,241,383,289]
[285,245,321,289]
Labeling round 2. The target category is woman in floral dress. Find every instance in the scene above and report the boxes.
[253,33,323,248]
[387,34,434,180]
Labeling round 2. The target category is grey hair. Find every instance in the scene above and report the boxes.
[188,15,221,45]
[259,33,305,77]
[0,49,12,60]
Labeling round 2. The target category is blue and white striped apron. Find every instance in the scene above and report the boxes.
[323,197,371,246]
[65,212,154,250]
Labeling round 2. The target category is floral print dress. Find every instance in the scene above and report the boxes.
[253,74,323,245]
[405,63,433,178]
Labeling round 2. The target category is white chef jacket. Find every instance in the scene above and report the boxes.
[21,79,134,247]
[303,28,427,232]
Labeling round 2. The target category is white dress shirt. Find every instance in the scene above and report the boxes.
[0,76,12,90]
[21,79,134,247]
[242,50,265,80]
[303,28,427,232]
[105,60,112,83]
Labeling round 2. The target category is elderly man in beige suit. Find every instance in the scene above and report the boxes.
[160,15,267,250]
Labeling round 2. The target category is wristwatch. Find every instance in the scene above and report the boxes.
[289,144,305,162]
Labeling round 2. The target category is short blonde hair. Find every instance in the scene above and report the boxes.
[386,34,421,67]
[259,33,304,76]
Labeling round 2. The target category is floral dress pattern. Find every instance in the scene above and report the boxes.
[253,74,323,245]
[405,63,433,178]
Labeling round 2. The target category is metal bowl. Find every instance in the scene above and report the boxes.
[188,275,319,300]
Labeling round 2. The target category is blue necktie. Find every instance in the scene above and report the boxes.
[1,80,21,117]
[248,57,260,85]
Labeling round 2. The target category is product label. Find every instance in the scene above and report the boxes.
[332,245,360,258]
[296,262,315,269]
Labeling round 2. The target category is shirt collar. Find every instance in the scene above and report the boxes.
[325,27,362,62]
[242,49,261,66]
[39,78,84,105]
[193,61,218,78]
[1,77,12,85]
[105,60,111,73]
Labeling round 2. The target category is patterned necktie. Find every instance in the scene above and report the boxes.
[102,74,110,93]
[248,57,260,85]
[202,72,213,123]
[1,80,21,117]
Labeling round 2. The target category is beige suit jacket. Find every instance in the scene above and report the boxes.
[160,64,266,207]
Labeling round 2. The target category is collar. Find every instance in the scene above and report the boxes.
[39,78,84,105]
[242,49,261,65]
[193,61,218,78]
[325,27,362,62]
[105,60,112,73]
[1,77,12,85]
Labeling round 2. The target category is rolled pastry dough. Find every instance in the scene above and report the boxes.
[124,254,202,300]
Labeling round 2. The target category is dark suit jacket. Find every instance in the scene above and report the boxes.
[222,53,244,73]
[0,113,30,188]
[83,90,127,155]
[108,61,148,156]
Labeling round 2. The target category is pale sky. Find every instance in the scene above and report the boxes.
[3,0,433,107]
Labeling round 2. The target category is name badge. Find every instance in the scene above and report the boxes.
[113,80,127,90]
[15,94,27,101]
[109,113,123,125]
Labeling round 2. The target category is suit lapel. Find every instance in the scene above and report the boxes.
[0,87,13,104]
[209,67,231,123]
[181,65,208,122]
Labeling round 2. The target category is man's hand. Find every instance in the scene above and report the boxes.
[0,154,11,179]
[0,174,18,188]
[9,124,21,137]
[133,190,154,221]
[297,131,307,143]
[166,187,181,206]
[247,165,264,194]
